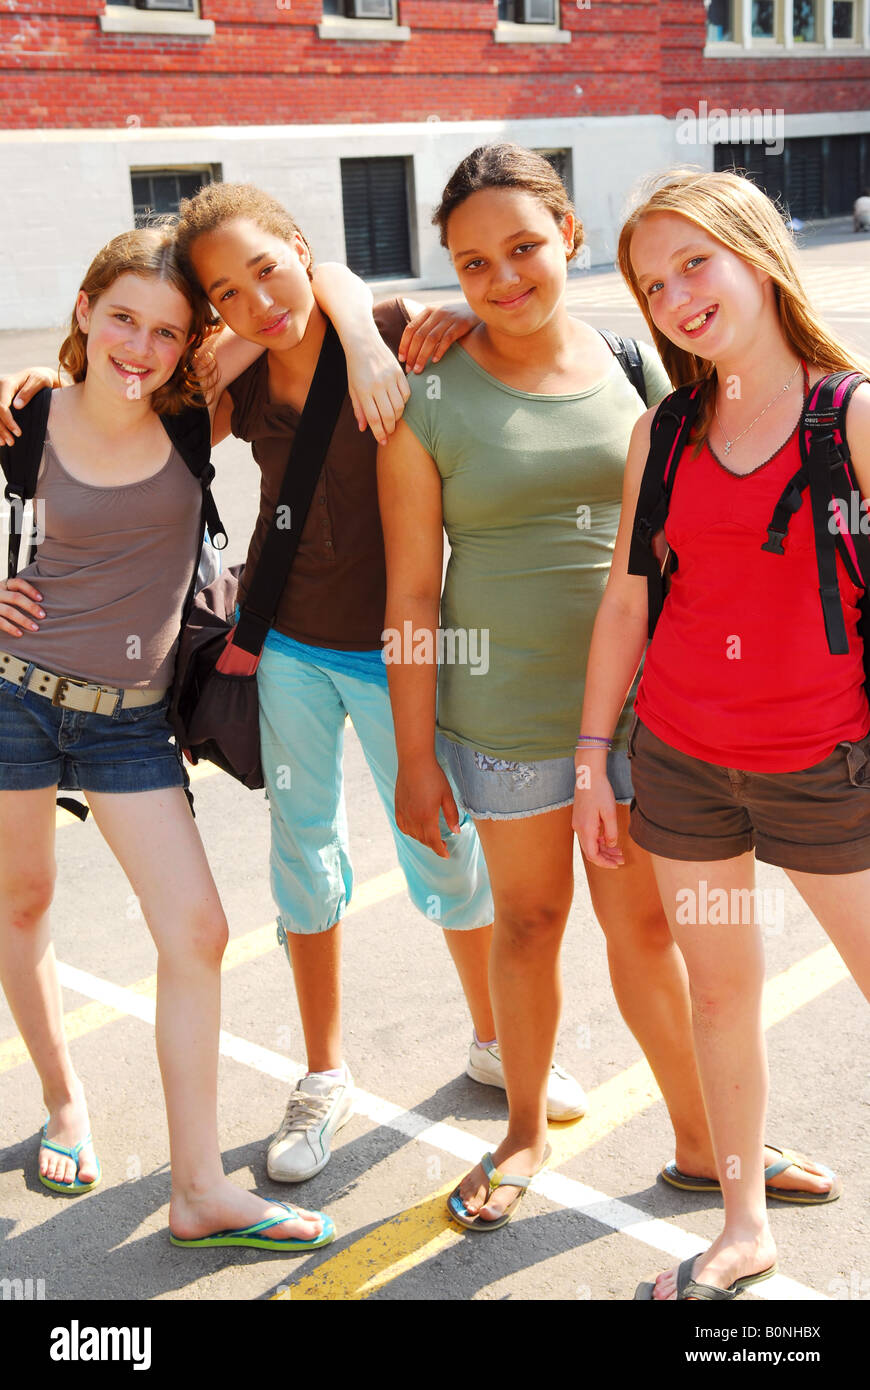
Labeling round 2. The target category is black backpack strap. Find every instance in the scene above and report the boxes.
[599,329,648,406]
[232,320,348,658]
[1,387,52,579]
[800,371,870,654]
[627,383,704,637]
[161,404,228,552]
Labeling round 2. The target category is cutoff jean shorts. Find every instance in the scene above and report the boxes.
[256,645,494,941]
[436,732,634,820]
[0,668,186,794]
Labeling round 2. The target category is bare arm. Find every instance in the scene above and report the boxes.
[0,368,60,447]
[573,408,657,867]
[312,262,410,445]
[377,418,459,857]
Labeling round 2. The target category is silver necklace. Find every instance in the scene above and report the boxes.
[714,361,801,456]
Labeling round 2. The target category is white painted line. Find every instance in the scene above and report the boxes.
[56,960,828,1301]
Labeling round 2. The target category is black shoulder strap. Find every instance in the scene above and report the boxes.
[599,329,648,406]
[160,405,228,552]
[1,387,51,579]
[800,371,870,654]
[232,320,348,658]
[627,383,704,637]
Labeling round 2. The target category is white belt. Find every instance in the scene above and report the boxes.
[0,650,167,716]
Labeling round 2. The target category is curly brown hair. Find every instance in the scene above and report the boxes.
[173,182,314,285]
[59,227,219,414]
[433,144,584,261]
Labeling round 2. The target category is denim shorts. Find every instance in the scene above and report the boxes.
[436,732,634,821]
[0,672,186,794]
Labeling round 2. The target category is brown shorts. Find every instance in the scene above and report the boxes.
[627,716,870,875]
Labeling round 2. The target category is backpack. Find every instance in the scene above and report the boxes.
[627,371,870,699]
[0,389,227,818]
[599,329,648,406]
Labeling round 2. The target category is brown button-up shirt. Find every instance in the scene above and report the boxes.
[228,298,409,651]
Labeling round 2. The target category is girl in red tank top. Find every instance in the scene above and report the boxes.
[575,170,870,1303]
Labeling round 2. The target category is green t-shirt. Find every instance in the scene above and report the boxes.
[400,338,671,761]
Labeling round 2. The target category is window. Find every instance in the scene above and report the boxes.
[792,0,818,40]
[714,133,870,219]
[499,1,557,20]
[323,1,396,17]
[536,148,573,199]
[706,0,734,41]
[131,167,218,228]
[751,0,775,36]
[111,1,196,9]
[101,1,213,34]
[833,0,856,36]
[340,158,413,279]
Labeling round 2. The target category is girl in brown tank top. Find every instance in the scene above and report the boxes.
[0,229,335,1251]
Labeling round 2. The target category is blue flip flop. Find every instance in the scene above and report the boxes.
[169,1201,336,1252]
[38,1123,101,1196]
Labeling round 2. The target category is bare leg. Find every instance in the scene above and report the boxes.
[644,852,775,1299]
[442,923,496,1041]
[784,865,870,1001]
[0,787,98,1186]
[85,786,324,1241]
[457,806,574,1221]
[282,922,343,1073]
[583,807,832,1195]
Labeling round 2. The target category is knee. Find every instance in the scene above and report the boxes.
[2,869,56,930]
[499,900,569,952]
[599,900,673,956]
[162,907,229,970]
[689,975,755,1025]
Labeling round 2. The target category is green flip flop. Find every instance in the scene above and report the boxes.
[634,1252,778,1301]
[660,1143,842,1205]
[38,1124,101,1196]
[169,1201,336,1252]
[447,1144,552,1233]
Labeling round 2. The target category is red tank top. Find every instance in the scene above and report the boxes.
[635,421,870,772]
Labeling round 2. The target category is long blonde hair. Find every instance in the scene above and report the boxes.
[59,227,219,414]
[617,168,869,444]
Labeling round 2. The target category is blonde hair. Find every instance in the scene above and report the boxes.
[59,227,218,414]
[174,182,314,282]
[434,143,584,261]
[617,168,869,444]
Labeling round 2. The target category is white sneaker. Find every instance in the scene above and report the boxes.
[466,1040,588,1122]
[266,1069,355,1182]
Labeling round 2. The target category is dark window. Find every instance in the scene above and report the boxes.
[500,1,557,20]
[792,0,817,40]
[114,2,197,10]
[833,1,855,37]
[340,158,412,279]
[536,149,573,200]
[329,1,395,17]
[323,1,342,12]
[714,134,870,220]
[131,168,216,227]
[706,0,733,41]
[751,0,775,36]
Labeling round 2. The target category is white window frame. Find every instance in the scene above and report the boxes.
[494,0,571,45]
[100,2,214,39]
[319,1,410,42]
[704,0,868,54]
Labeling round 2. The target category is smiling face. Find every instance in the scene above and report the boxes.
[76,272,193,400]
[187,218,315,348]
[445,187,574,336]
[628,211,770,361]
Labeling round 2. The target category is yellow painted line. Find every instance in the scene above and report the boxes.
[277,1181,462,1302]
[0,868,406,1075]
[270,944,852,1301]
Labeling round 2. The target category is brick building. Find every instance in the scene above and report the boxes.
[1,0,869,327]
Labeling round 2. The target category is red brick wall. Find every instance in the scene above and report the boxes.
[660,0,870,117]
[0,0,866,130]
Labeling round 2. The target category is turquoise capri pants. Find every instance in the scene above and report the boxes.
[256,642,494,942]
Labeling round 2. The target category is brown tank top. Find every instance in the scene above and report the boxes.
[12,433,202,689]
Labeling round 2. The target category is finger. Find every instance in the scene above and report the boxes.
[0,616,25,637]
[601,802,621,851]
[411,328,446,373]
[13,373,42,409]
[441,785,461,836]
[0,595,43,620]
[348,386,367,434]
[361,398,389,447]
[402,317,439,373]
[0,402,21,446]
[5,578,43,602]
[431,322,466,363]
